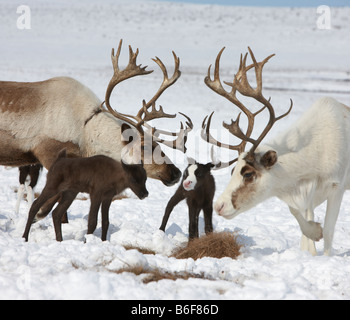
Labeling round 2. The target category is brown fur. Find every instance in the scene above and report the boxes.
[230,160,264,210]
[0,81,45,114]
[0,129,38,166]
[18,164,42,187]
[231,182,257,211]
[0,79,181,188]
[22,150,148,242]
[31,139,82,169]
[0,79,86,168]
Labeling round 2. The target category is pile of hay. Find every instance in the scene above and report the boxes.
[73,232,242,283]
[171,231,242,260]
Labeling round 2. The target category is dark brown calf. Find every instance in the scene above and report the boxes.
[159,162,215,239]
[23,150,148,242]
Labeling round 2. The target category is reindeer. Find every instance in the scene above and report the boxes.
[202,46,350,256]
[22,149,148,242]
[159,160,215,240]
[0,40,192,193]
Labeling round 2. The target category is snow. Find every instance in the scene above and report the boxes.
[1,0,350,300]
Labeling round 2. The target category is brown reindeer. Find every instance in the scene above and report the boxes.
[0,39,192,186]
[22,149,148,242]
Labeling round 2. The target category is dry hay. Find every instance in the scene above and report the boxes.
[115,232,242,283]
[121,231,242,260]
[73,259,210,284]
[72,232,242,284]
[171,231,242,260]
[123,244,157,255]
[113,265,209,284]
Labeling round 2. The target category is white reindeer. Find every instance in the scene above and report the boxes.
[0,40,192,189]
[202,47,350,256]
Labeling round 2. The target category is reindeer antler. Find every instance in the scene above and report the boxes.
[202,46,293,165]
[103,39,153,133]
[102,39,192,152]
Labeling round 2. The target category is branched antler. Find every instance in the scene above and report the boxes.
[202,46,293,165]
[102,39,192,152]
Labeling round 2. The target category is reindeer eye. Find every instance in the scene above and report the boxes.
[240,166,256,181]
[243,172,254,179]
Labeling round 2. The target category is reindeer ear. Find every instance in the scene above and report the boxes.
[121,123,133,143]
[205,162,215,169]
[121,123,131,133]
[260,150,277,169]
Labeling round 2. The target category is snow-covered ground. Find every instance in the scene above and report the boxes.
[1,0,350,300]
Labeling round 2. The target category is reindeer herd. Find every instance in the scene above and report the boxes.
[0,40,349,256]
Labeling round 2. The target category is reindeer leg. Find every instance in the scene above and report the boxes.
[16,166,30,214]
[188,204,201,240]
[289,206,323,255]
[22,188,57,241]
[324,190,344,256]
[61,212,69,224]
[87,196,102,237]
[203,202,213,235]
[159,187,185,232]
[26,185,34,208]
[15,184,25,214]
[101,198,112,241]
[34,193,60,223]
[52,191,77,242]
[26,165,42,212]
[34,193,69,224]
[300,208,317,256]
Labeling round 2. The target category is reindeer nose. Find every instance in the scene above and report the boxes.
[172,168,181,183]
[139,190,149,200]
[183,180,192,189]
[215,202,225,215]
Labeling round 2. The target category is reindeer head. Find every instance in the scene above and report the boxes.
[202,46,292,219]
[102,40,193,186]
[182,161,215,191]
[122,162,149,200]
[215,149,279,218]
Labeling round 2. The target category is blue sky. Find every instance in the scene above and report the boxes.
[155,0,350,7]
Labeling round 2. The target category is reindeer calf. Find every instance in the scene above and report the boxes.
[23,150,148,242]
[159,162,215,239]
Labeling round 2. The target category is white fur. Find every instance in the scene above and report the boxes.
[183,164,197,191]
[15,184,25,214]
[215,97,350,256]
[15,184,34,214]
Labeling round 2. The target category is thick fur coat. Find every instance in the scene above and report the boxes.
[215,97,350,255]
